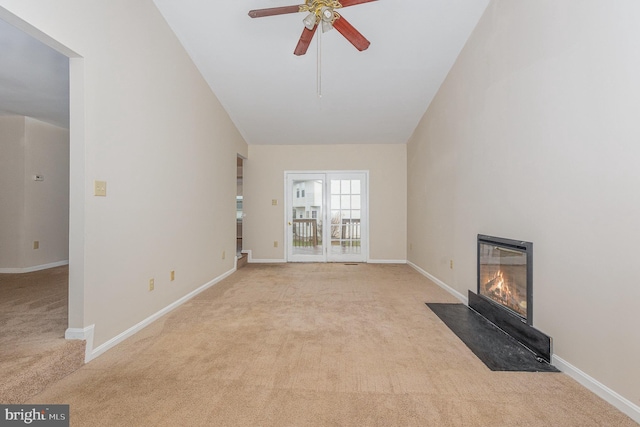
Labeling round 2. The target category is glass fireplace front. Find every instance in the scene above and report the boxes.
[477,235,533,324]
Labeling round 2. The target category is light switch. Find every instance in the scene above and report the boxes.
[94,180,107,197]
[272,199,278,206]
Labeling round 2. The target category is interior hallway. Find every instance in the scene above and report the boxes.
[17,263,636,426]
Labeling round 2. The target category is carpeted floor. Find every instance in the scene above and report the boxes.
[19,263,638,426]
[0,266,85,403]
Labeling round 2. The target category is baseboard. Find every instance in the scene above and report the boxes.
[242,251,406,265]
[0,260,69,274]
[244,250,285,264]
[407,261,468,304]
[368,259,407,264]
[249,258,287,263]
[88,266,236,362]
[552,355,640,424]
[65,324,94,363]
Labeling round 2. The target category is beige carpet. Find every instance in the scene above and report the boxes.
[24,263,636,426]
[0,265,85,403]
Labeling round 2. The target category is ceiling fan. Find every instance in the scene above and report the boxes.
[248,0,377,56]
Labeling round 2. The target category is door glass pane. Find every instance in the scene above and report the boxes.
[341,195,351,209]
[352,195,361,210]
[292,178,323,256]
[352,180,361,195]
[330,179,361,256]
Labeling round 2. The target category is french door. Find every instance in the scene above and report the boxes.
[286,171,368,263]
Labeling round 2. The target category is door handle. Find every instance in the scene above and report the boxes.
[288,222,292,225]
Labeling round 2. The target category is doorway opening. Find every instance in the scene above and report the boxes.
[0,9,86,400]
[0,9,84,342]
[236,156,244,258]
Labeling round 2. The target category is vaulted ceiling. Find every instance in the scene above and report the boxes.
[0,1,490,144]
[153,0,489,145]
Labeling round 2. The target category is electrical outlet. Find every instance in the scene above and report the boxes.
[33,241,39,250]
[272,199,278,206]
[273,241,278,248]
[149,278,155,291]
[222,251,226,260]
[170,271,175,281]
[409,243,413,251]
[450,260,454,269]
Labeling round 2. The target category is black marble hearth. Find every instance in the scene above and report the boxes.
[427,302,559,372]
[468,290,553,363]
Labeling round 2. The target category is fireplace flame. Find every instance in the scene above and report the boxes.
[483,270,526,316]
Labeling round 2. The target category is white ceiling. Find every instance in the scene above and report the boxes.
[0,17,69,129]
[153,0,489,145]
[0,0,489,144]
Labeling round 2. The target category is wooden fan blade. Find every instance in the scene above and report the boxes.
[333,16,370,51]
[339,0,377,8]
[248,5,301,18]
[294,25,317,56]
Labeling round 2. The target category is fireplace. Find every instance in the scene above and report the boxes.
[477,235,532,325]
[469,234,553,363]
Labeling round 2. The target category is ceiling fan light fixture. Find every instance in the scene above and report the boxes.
[303,12,317,30]
[320,6,335,32]
[321,6,333,20]
[321,19,333,33]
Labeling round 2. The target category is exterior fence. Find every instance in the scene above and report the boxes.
[292,218,360,248]
[292,219,320,247]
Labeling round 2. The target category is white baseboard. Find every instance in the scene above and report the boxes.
[407,261,468,304]
[242,250,406,265]
[65,324,95,363]
[368,259,407,264]
[552,355,640,424]
[87,266,236,362]
[0,260,69,274]
[244,250,285,264]
[249,258,287,263]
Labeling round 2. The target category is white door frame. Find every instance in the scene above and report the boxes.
[285,170,369,263]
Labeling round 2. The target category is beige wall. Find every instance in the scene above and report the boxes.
[408,0,640,407]
[0,116,26,268]
[244,144,406,262]
[0,0,247,347]
[0,116,69,271]
[24,117,70,269]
